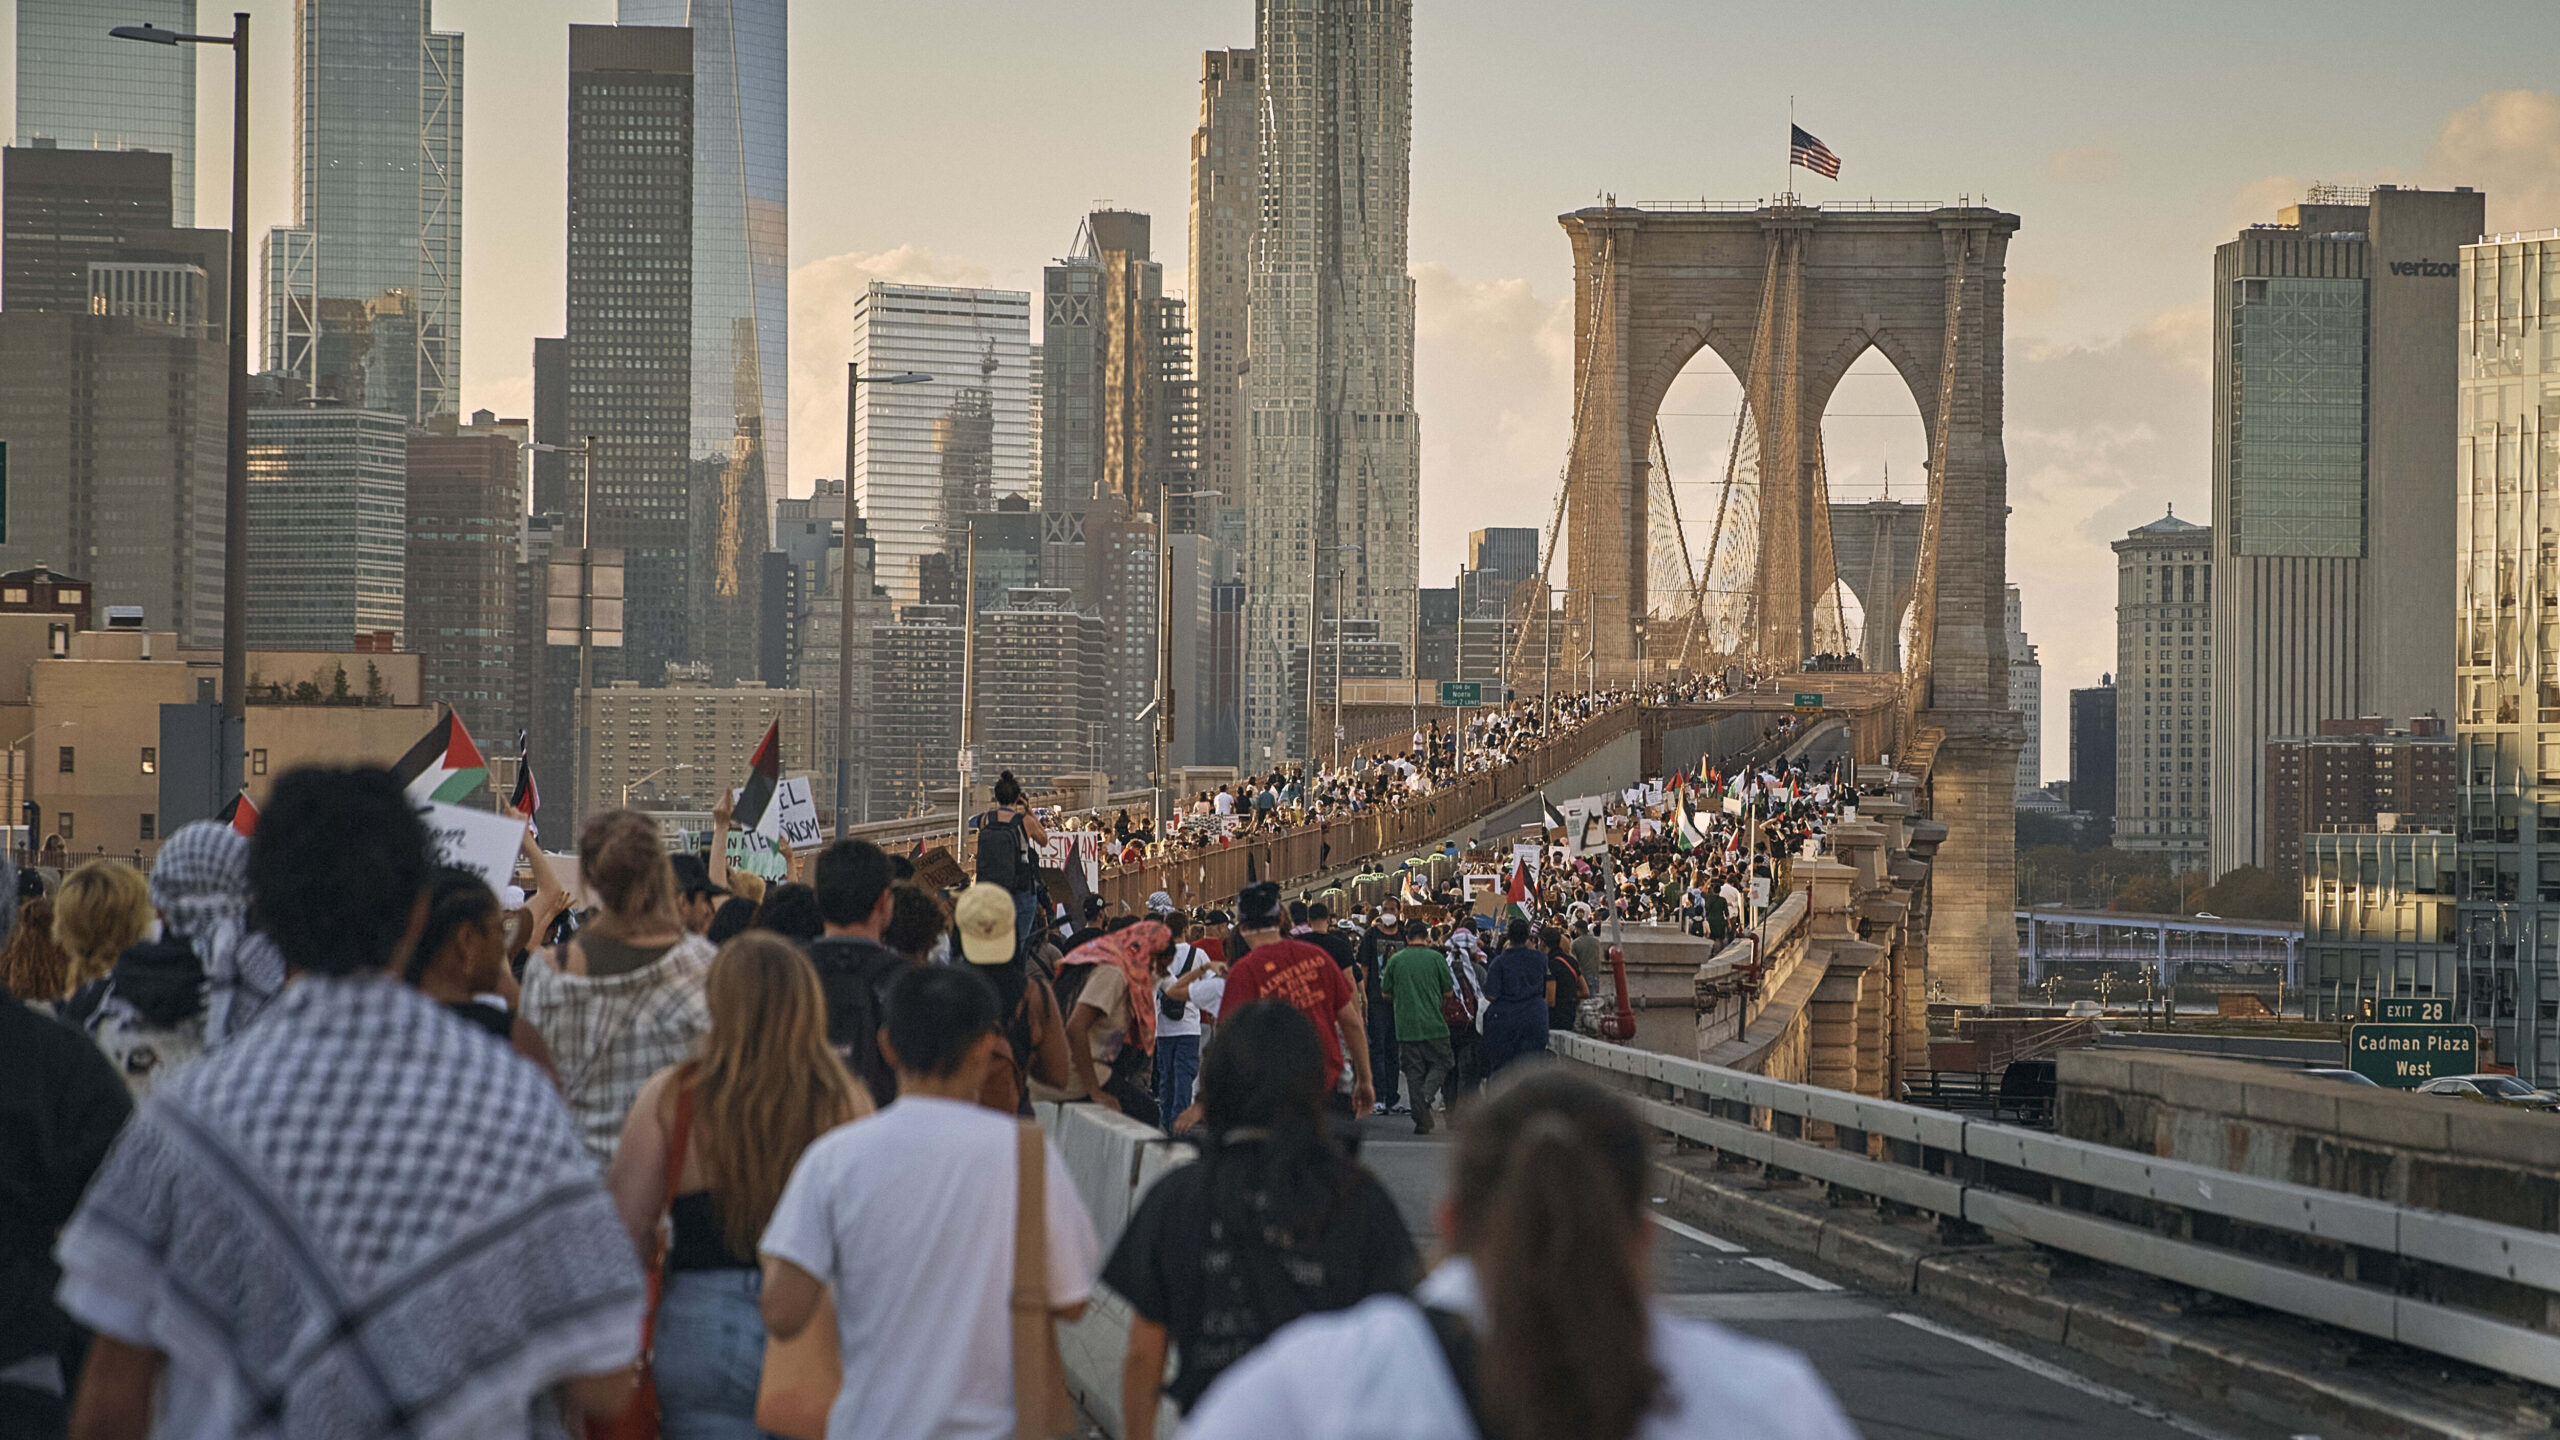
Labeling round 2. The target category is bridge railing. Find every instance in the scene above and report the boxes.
[1550,1030,2560,1389]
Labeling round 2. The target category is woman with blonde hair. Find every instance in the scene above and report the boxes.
[521,808,714,1164]
[606,932,873,1440]
[52,859,152,994]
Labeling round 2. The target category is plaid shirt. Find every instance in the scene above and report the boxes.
[520,933,714,1165]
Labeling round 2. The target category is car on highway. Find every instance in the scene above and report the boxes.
[2300,1067,2381,1087]
[2063,1000,2103,1019]
[2413,1074,2560,1110]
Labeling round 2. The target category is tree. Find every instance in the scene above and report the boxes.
[2198,864,2296,922]
[364,662,387,705]
[328,663,351,703]
[2112,871,2183,914]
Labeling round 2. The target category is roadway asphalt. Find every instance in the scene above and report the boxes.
[1345,1110,2278,1440]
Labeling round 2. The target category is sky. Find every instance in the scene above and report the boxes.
[11,0,2560,778]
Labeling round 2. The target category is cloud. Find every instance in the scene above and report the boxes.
[1412,262,1576,581]
[2007,272,2072,323]
[2004,309,2211,774]
[786,245,998,498]
[2046,147,2123,186]
[2422,90,2560,235]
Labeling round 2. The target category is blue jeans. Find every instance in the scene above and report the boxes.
[1154,1032,1200,1115]
[1012,886,1041,953]
[655,1268,782,1440]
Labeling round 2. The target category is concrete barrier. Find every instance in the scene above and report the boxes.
[1035,1102,1194,1438]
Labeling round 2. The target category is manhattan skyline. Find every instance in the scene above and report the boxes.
[4,0,2556,772]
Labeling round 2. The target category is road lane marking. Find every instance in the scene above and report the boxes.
[1886,1312,2242,1440]
[1741,1256,1843,1292]
[1647,1212,1748,1253]
[1659,1292,1878,1322]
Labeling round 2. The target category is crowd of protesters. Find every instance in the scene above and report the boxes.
[0,668,1863,1440]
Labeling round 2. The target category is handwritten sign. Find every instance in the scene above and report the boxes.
[728,826,787,880]
[775,775,821,850]
[419,802,526,893]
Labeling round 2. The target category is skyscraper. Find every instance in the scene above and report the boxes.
[407,412,523,739]
[1190,49,1256,550]
[14,0,196,219]
[2208,184,2483,877]
[2456,230,2560,1082]
[0,147,227,645]
[2068,679,2116,830]
[263,0,462,424]
[848,283,1032,607]
[2116,508,2213,874]
[245,405,408,651]
[619,0,786,688]
[1244,0,1419,762]
[564,25,694,682]
[2006,585,2042,803]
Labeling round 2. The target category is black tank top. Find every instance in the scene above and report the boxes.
[668,1191,757,1271]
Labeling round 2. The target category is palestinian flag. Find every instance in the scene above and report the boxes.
[1505,861,1529,907]
[1675,794,1710,852]
[734,720,782,839]
[1540,795,1566,834]
[394,711,488,806]
[216,790,258,838]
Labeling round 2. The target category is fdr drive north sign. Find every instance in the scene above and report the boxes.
[2347,1022,2479,1087]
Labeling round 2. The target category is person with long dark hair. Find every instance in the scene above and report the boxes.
[1182,1067,1854,1440]
[1101,1001,1417,1439]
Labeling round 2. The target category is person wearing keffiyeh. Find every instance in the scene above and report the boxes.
[149,820,287,1045]
[53,768,643,1440]
[1058,919,1170,1122]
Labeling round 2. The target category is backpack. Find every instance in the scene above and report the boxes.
[977,809,1034,891]
[1159,943,1199,1021]
[809,938,905,1107]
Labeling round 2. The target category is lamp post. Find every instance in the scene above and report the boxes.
[528,436,600,828]
[834,363,933,837]
[115,14,249,794]
[915,520,976,858]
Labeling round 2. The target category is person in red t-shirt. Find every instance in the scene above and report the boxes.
[1222,881,1374,1116]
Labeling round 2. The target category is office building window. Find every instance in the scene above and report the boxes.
[140,747,157,776]
[252,749,268,776]
[58,746,74,774]
[140,814,156,842]
[57,812,72,840]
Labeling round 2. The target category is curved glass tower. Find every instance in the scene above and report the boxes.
[620,0,787,684]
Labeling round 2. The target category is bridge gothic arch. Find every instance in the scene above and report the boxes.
[1555,201,2026,1002]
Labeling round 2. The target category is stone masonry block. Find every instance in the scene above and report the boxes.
[2442,1105,2559,1171]
[2334,1089,2454,1153]
[2238,1075,2340,1133]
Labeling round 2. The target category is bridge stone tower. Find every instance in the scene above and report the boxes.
[1829,498,1926,673]
[1559,202,2024,1002]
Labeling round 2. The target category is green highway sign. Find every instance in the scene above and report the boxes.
[1439,680,1483,708]
[2363,997,2454,1024]
[1793,692,1824,712]
[2347,1023,2477,1087]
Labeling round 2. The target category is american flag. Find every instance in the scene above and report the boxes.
[1789,124,1842,180]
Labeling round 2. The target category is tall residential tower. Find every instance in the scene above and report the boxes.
[2116,508,2213,874]
[2208,184,2482,877]
[1243,0,1418,763]
[619,1,787,686]
[1189,49,1257,550]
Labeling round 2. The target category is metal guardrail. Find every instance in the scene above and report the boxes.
[1550,1031,2560,1388]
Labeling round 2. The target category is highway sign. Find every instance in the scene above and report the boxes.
[2347,1023,2477,1087]
[1793,691,1824,713]
[2360,997,2454,1023]
[1439,680,1483,708]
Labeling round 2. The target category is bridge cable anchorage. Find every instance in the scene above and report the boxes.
[1510,229,1617,688]
[1904,227,1970,711]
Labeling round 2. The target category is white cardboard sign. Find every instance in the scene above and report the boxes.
[419,802,526,893]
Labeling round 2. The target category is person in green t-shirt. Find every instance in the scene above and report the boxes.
[1380,930,1456,1134]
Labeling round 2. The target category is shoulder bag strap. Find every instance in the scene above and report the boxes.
[1011,1120,1072,1440]
[1421,1304,1495,1440]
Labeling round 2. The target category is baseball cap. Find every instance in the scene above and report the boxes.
[1238,880,1284,930]
[954,882,1019,965]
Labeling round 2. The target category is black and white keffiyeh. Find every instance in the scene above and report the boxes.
[55,976,643,1440]
[151,820,287,1044]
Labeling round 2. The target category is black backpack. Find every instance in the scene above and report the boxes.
[978,809,1033,891]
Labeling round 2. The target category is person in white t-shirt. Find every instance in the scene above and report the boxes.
[761,966,1100,1440]
[1182,1067,1856,1440]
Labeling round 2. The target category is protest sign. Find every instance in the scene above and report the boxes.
[419,802,526,892]
[775,775,822,850]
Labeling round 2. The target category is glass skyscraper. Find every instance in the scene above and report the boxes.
[14,0,197,221]
[620,0,787,686]
[2455,231,2560,1083]
[262,0,462,425]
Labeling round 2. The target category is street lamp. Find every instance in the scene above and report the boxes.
[834,363,933,838]
[528,436,600,829]
[116,14,249,796]
[621,762,695,809]
[915,519,976,858]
